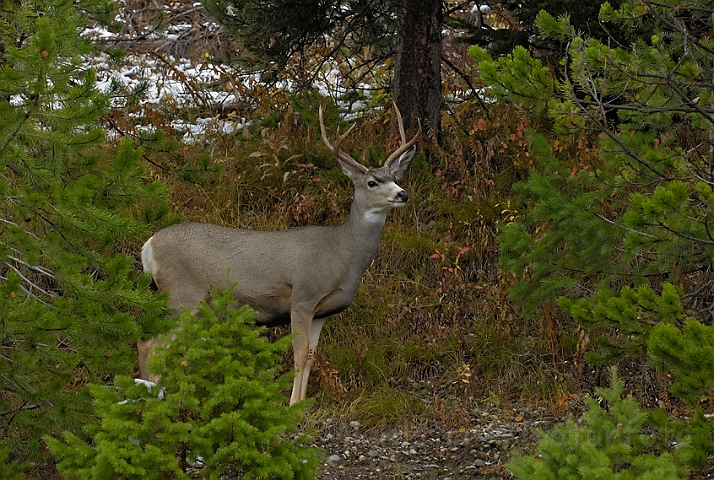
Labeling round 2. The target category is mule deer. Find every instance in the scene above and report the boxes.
[138,104,420,405]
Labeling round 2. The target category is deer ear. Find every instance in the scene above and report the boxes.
[388,146,417,180]
[337,157,366,181]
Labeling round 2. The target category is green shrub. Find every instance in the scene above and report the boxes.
[47,286,323,479]
[508,367,689,480]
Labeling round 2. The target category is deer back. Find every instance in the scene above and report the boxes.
[142,220,382,324]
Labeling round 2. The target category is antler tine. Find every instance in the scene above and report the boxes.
[385,102,422,167]
[319,106,369,173]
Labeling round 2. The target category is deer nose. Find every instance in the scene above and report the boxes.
[397,190,409,202]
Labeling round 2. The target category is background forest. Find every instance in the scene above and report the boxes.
[1,0,713,478]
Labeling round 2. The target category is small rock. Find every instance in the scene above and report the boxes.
[325,454,341,466]
[474,459,486,467]
[349,420,361,429]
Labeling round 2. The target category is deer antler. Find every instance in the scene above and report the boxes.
[385,102,422,167]
[319,106,369,173]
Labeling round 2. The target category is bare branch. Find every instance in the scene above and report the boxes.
[0,403,41,417]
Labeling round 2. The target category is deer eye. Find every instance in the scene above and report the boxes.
[367,181,378,188]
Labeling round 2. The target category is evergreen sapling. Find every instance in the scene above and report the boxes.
[47,285,323,479]
[508,367,689,480]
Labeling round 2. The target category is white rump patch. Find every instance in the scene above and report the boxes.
[141,237,155,274]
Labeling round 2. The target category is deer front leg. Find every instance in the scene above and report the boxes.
[290,309,310,405]
[301,318,326,400]
[290,308,325,405]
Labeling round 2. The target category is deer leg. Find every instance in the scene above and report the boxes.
[137,333,176,383]
[137,337,165,383]
[300,318,326,400]
[290,307,319,405]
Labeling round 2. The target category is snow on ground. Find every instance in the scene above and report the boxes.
[81,0,249,141]
[84,47,245,142]
[80,0,399,141]
[82,0,478,142]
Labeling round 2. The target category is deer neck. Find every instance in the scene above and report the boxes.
[339,201,389,265]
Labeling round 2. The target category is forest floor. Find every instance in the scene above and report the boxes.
[309,407,549,479]
[305,359,674,479]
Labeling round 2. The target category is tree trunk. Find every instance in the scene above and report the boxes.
[392,0,442,140]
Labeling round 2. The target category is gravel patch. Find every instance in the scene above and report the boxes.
[311,410,544,479]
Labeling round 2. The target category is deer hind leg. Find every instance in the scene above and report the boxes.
[137,333,176,383]
[137,337,165,383]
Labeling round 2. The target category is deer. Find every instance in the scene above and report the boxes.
[138,104,421,405]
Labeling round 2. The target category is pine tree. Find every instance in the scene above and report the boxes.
[47,286,323,480]
[472,0,714,368]
[0,0,170,474]
[508,367,689,480]
[648,319,714,404]
[460,0,631,62]
[472,0,714,474]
